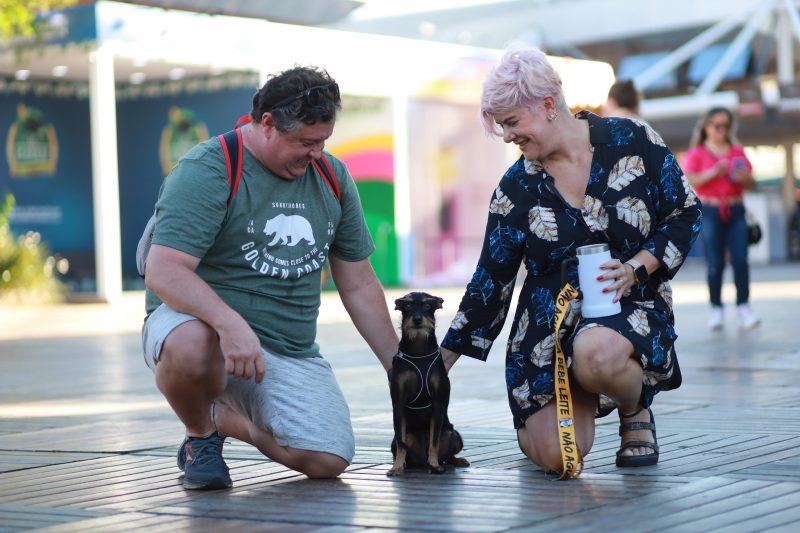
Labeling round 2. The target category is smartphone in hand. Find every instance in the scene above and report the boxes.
[731,156,746,180]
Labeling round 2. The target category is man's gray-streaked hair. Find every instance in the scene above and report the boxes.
[250,66,341,133]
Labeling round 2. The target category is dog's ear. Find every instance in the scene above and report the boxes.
[394,293,414,310]
[421,293,444,310]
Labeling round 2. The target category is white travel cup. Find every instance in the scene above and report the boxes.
[576,244,621,318]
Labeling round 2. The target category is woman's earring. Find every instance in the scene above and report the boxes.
[548,112,557,122]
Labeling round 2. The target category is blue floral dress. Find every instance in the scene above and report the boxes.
[441,111,703,429]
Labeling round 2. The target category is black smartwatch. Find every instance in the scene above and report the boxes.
[625,258,649,284]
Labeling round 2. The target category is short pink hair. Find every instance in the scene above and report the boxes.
[480,44,568,136]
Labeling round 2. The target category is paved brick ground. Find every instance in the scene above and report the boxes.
[1,262,799,532]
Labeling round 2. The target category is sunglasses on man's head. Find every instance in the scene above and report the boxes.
[267,83,340,112]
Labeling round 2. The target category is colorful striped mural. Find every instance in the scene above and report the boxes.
[330,132,398,286]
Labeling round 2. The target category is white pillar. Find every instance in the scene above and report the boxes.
[88,43,122,303]
[392,94,413,285]
[778,2,797,85]
[783,143,797,215]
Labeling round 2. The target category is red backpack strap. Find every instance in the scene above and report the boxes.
[311,153,342,204]
[217,127,244,206]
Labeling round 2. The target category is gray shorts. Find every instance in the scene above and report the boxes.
[142,304,355,463]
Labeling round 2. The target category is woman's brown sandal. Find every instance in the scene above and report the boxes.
[616,407,659,467]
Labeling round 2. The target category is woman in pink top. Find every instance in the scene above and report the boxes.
[683,107,759,330]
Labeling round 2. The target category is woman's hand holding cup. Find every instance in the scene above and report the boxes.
[598,259,636,303]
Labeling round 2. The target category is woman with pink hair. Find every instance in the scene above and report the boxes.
[440,45,702,475]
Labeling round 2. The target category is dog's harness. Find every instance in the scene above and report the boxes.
[395,348,442,410]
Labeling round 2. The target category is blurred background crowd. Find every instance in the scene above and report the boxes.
[1,0,799,305]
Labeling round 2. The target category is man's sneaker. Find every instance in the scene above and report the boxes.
[737,303,761,330]
[708,307,724,331]
[176,431,232,490]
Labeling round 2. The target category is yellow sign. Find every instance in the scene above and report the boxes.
[6,103,58,178]
[159,106,208,175]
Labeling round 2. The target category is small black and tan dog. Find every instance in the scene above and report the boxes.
[387,292,469,476]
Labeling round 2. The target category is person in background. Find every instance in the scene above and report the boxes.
[683,107,760,330]
[602,79,642,120]
[439,45,702,474]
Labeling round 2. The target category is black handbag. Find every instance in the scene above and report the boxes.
[746,210,762,246]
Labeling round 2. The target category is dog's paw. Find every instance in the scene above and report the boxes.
[449,456,470,468]
[428,465,446,475]
[386,467,405,477]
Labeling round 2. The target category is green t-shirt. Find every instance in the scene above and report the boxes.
[145,136,375,358]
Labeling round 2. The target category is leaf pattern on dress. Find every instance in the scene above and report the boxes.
[563,300,581,328]
[583,196,609,232]
[643,370,660,386]
[681,173,696,196]
[660,154,683,203]
[646,179,661,213]
[500,278,516,303]
[609,120,635,146]
[531,393,551,407]
[615,196,651,236]
[530,372,554,395]
[663,207,681,222]
[471,335,492,350]
[599,395,617,413]
[524,159,544,175]
[665,322,677,342]
[549,243,574,264]
[691,216,703,239]
[442,329,462,350]
[524,256,540,276]
[632,300,655,309]
[685,190,698,209]
[451,311,468,331]
[630,118,666,147]
[621,238,639,260]
[490,187,514,216]
[651,332,666,365]
[530,334,555,367]
[489,222,526,264]
[683,176,699,208]
[608,155,645,191]
[467,267,494,304]
[589,162,606,185]
[490,305,507,329]
[532,287,555,327]
[506,359,524,387]
[511,380,532,410]
[627,308,651,337]
[510,309,529,353]
[529,204,559,242]
[663,240,683,270]
[657,281,673,308]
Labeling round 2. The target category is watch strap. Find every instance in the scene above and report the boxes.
[625,258,648,283]
[626,258,643,271]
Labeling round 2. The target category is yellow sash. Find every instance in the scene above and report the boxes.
[553,283,583,480]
